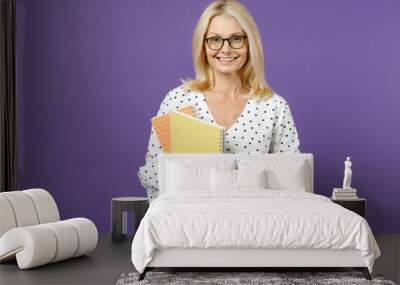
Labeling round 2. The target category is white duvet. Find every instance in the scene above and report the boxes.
[131,190,380,273]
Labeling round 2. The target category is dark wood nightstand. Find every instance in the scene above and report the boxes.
[111,197,149,242]
[331,198,366,218]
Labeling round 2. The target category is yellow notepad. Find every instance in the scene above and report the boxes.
[170,111,224,153]
[151,106,195,153]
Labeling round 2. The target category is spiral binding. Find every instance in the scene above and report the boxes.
[219,129,224,153]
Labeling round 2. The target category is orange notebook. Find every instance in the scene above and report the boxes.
[151,106,195,152]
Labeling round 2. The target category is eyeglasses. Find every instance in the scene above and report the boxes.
[204,35,247,50]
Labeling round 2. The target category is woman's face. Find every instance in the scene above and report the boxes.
[204,14,248,76]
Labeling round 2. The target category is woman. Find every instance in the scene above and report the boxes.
[138,0,300,201]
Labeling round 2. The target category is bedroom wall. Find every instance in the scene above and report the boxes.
[16,0,400,234]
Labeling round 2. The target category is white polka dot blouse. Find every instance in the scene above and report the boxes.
[137,84,301,201]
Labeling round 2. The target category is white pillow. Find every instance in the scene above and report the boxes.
[211,168,267,190]
[166,160,235,192]
[237,158,308,191]
[211,168,236,190]
[237,169,267,189]
[168,163,209,191]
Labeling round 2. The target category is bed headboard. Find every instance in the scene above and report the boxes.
[158,153,314,194]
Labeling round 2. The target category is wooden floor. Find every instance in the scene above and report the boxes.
[0,234,399,285]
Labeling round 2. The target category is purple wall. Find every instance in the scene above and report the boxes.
[16,0,400,234]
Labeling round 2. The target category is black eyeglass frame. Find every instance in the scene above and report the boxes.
[204,35,247,50]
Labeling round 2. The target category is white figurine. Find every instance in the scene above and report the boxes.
[342,156,353,189]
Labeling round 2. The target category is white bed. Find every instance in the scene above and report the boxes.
[131,154,380,280]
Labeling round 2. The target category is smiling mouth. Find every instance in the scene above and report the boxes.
[216,56,239,62]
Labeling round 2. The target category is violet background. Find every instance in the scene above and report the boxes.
[16,0,400,233]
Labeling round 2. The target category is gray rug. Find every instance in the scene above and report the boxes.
[116,271,396,285]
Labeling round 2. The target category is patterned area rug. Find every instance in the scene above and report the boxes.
[116,271,396,285]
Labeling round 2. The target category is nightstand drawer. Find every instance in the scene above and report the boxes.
[332,198,366,218]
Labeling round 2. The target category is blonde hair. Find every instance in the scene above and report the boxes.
[181,0,273,99]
